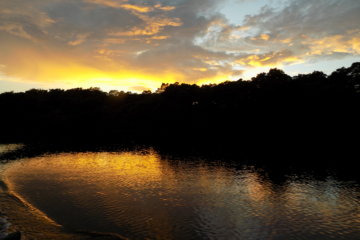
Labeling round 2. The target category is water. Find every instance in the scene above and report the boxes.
[2,150,360,239]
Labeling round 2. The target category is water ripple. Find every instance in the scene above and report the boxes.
[3,151,360,239]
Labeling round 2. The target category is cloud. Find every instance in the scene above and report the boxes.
[0,0,236,90]
[253,1,359,63]
[108,14,182,37]
[197,0,360,69]
[84,0,175,13]
[236,50,301,67]
[68,33,91,46]
[0,0,359,91]
[0,24,36,41]
[0,1,56,42]
[85,0,151,12]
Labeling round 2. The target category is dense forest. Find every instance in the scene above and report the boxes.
[0,63,359,159]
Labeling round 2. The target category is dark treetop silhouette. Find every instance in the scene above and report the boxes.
[0,63,359,161]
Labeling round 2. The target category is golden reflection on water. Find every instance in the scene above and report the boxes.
[4,151,360,239]
[244,172,272,202]
[16,151,163,188]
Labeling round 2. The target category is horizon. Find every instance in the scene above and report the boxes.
[0,61,357,94]
[1,0,359,93]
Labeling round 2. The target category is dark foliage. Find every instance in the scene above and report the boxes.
[0,63,359,161]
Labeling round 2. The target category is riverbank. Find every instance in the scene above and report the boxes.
[1,172,128,240]
[0,145,127,240]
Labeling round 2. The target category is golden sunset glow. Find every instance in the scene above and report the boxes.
[1,0,359,92]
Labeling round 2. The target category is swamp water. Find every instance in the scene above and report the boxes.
[1,147,360,239]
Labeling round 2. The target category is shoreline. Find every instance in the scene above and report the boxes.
[0,161,66,239]
[0,158,127,240]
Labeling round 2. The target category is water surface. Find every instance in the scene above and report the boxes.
[4,151,360,239]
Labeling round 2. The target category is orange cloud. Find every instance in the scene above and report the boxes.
[150,36,169,40]
[154,4,176,11]
[304,33,360,56]
[109,15,182,37]
[118,4,152,13]
[236,50,301,68]
[251,34,270,41]
[85,0,175,13]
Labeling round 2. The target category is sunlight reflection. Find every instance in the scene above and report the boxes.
[4,152,360,239]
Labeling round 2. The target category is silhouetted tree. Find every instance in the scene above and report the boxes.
[0,63,358,160]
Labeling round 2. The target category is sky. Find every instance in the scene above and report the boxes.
[0,0,359,92]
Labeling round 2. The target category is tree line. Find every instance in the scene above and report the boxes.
[0,63,359,159]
